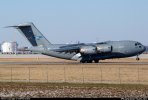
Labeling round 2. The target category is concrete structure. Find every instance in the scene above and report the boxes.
[1,42,18,54]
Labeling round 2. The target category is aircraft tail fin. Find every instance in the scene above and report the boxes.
[10,22,51,47]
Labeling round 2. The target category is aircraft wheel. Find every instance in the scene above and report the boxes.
[136,57,140,61]
[80,61,86,63]
[87,60,93,63]
[80,60,93,63]
[94,60,99,63]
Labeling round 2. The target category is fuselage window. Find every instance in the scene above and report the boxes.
[135,43,138,46]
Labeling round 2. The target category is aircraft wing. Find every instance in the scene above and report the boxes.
[52,46,80,53]
[51,44,85,53]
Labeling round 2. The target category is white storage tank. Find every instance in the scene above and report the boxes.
[1,42,18,54]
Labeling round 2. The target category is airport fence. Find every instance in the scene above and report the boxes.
[0,64,148,84]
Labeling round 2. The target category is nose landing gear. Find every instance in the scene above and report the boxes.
[136,55,140,61]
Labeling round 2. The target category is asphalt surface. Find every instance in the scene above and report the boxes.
[0,54,147,65]
[0,61,148,65]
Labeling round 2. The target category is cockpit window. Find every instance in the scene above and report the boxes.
[135,42,142,46]
[135,43,138,46]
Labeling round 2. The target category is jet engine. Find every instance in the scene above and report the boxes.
[80,46,97,54]
[96,44,112,53]
[80,44,112,54]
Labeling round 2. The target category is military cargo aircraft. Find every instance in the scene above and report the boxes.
[9,23,146,63]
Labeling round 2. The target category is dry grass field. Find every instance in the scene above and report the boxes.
[0,57,148,98]
[0,57,147,84]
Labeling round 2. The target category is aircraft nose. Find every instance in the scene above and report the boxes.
[143,46,146,52]
[139,45,146,54]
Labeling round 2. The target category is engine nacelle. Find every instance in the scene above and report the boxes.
[96,44,112,53]
[80,46,97,54]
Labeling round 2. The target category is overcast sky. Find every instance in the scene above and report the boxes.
[0,0,148,47]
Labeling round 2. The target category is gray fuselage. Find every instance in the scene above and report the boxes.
[30,40,146,61]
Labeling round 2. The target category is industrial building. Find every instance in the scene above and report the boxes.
[0,41,31,54]
[1,41,18,54]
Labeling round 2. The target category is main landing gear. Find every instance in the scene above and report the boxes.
[80,60,92,63]
[94,60,99,63]
[80,60,99,63]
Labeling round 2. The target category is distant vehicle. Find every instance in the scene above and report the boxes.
[8,23,146,63]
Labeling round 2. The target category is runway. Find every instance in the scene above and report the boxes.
[0,54,147,65]
[0,61,148,65]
